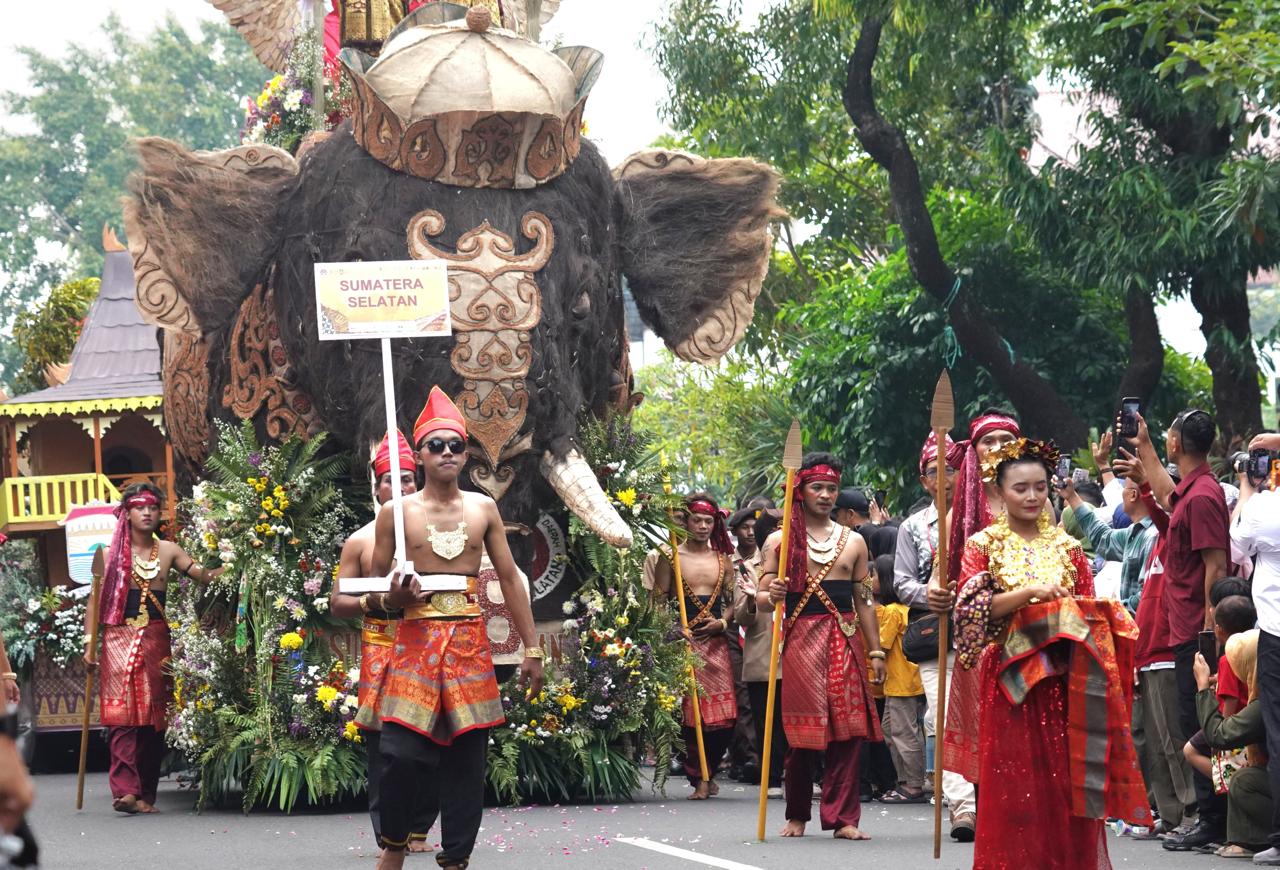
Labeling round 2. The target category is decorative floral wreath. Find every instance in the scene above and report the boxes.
[979,437,1061,483]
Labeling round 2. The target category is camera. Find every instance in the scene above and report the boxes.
[1236,448,1280,486]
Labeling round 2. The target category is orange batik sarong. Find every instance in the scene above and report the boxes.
[367,617,504,745]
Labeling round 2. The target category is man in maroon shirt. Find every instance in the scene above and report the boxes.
[1158,410,1231,853]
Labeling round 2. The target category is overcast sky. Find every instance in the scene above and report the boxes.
[1,0,1209,356]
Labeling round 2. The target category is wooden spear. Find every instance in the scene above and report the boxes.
[756,420,803,841]
[76,570,102,810]
[664,470,710,786]
[930,370,955,859]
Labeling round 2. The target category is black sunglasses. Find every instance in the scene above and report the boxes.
[423,438,467,456]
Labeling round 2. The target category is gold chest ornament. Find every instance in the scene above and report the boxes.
[427,522,469,561]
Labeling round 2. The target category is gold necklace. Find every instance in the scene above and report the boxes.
[126,542,161,629]
[427,522,469,561]
[807,524,840,565]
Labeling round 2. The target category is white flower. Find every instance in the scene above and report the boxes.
[283,89,303,111]
[192,482,207,501]
[344,694,358,707]
[292,693,307,705]
[562,619,578,632]
[314,596,329,612]
[228,503,243,517]
[561,601,576,615]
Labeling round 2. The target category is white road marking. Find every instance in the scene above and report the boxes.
[615,837,765,870]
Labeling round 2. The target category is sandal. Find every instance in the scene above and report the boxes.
[1216,844,1256,859]
[879,788,928,804]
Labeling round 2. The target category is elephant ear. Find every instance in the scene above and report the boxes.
[122,137,299,336]
[613,149,783,365]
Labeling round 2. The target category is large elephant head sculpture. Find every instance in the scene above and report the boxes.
[123,4,782,551]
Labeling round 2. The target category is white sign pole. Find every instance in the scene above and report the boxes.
[380,337,409,572]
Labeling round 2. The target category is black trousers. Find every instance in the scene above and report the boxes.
[1174,639,1226,832]
[682,725,734,785]
[860,696,897,797]
[365,729,434,849]
[1258,629,1280,848]
[379,722,489,861]
[746,680,787,786]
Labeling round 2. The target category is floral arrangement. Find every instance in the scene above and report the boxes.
[486,418,693,804]
[0,545,87,671]
[167,421,362,812]
[240,27,350,152]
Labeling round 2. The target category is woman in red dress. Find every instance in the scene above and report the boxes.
[954,440,1148,870]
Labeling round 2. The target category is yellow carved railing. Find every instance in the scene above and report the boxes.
[0,474,121,529]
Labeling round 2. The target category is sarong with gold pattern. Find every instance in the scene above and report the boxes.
[355,615,397,731]
[99,621,171,730]
[683,633,737,729]
[781,612,883,751]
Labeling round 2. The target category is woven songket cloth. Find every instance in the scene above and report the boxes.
[99,621,171,730]
[98,491,160,627]
[781,613,883,750]
[355,617,397,731]
[363,618,503,744]
[682,631,738,729]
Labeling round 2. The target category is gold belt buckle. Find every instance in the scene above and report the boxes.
[127,612,150,629]
[839,619,856,637]
[430,591,468,616]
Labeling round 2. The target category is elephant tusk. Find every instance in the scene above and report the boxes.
[539,449,634,549]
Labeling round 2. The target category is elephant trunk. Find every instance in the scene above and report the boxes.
[539,449,634,548]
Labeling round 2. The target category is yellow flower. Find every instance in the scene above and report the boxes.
[277,498,290,510]
[529,718,538,727]
[264,527,276,537]
[254,483,266,493]
[273,485,285,497]
[261,498,274,511]
[245,477,257,485]
[614,488,637,508]
[343,721,361,742]
[271,509,283,518]
[316,685,339,709]
[279,631,304,651]
[615,615,629,627]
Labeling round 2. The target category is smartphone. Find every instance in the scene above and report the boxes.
[1198,629,1219,675]
[874,489,887,511]
[1119,397,1141,440]
[1072,468,1090,485]
[1055,456,1072,482]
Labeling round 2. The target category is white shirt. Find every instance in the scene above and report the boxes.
[1233,489,1280,634]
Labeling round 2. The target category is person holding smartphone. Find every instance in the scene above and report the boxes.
[1232,432,1280,865]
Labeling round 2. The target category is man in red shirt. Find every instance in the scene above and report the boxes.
[1158,410,1231,853]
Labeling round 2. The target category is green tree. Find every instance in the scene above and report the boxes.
[10,276,100,394]
[0,14,269,386]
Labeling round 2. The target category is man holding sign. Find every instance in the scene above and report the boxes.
[363,386,544,870]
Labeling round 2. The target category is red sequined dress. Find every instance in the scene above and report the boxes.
[953,515,1149,870]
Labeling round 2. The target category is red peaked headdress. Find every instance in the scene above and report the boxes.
[371,429,415,477]
[413,386,467,447]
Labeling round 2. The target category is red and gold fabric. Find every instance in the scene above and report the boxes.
[683,633,737,729]
[365,617,503,745]
[99,621,171,731]
[355,616,396,730]
[781,612,883,751]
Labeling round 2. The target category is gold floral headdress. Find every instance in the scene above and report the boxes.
[979,437,1061,483]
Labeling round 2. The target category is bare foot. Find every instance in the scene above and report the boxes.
[708,780,719,796]
[780,819,806,837]
[833,825,871,841]
[112,794,139,815]
[687,781,712,800]
[406,839,432,853]
[375,849,406,870]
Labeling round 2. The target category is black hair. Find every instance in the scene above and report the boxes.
[874,554,898,605]
[685,491,719,511]
[742,494,776,511]
[994,455,1052,488]
[979,406,1016,418]
[1211,577,1251,607]
[753,509,781,550]
[121,482,164,504]
[1075,481,1105,508]
[1174,409,1216,457]
[1213,594,1257,635]
[801,452,844,474]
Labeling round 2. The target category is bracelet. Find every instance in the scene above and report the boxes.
[866,650,887,661]
[359,593,371,614]
[524,646,546,660]
[0,672,15,681]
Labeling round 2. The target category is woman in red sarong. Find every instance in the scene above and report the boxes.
[953,439,1148,870]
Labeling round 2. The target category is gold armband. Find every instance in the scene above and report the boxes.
[523,646,546,660]
[866,650,887,661]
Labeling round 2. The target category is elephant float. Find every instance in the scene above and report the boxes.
[122,4,782,568]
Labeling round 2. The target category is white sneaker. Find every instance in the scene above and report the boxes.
[1253,846,1280,865]
[767,787,783,799]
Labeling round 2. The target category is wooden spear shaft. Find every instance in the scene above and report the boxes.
[930,370,955,860]
[756,420,802,841]
[76,571,102,810]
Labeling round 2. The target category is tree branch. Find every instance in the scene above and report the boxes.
[1115,282,1164,406]
[841,17,1089,447]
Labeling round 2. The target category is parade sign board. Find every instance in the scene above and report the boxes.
[314,259,450,340]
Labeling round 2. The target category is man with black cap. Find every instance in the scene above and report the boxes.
[726,505,762,783]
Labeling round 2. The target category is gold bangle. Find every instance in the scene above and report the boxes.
[359,593,371,614]
[866,650,887,661]
[523,646,546,660]
[0,672,15,681]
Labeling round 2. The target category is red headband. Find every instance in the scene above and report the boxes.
[969,414,1021,443]
[687,499,719,516]
[796,464,840,488]
[684,498,734,554]
[117,492,159,516]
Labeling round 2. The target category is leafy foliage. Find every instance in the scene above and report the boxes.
[10,277,99,394]
[0,14,269,385]
[486,418,693,805]
[168,422,362,813]
[0,540,42,672]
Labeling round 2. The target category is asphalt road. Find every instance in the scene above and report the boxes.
[26,770,1230,869]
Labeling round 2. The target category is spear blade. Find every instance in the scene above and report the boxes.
[782,420,803,470]
[930,370,955,431]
